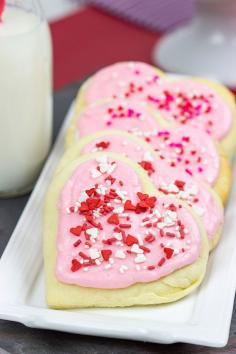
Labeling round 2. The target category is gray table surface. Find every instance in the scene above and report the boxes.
[0,82,236,354]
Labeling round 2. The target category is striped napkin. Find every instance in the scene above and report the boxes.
[86,0,194,32]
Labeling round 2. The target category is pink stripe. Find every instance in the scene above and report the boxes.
[86,0,194,31]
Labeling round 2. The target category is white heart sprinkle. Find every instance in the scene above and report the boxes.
[131,244,143,254]
[134,254,146,264]
[115,250,126,259]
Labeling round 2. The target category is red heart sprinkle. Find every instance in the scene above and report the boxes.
[101,249,112,261]
[107,214,119,225]
[71,259,82,272]
[175,180,185,190]
[146,196,157,208]
[163,247,174,259]
[137,192,148,201]
[125,235,138,246]
[70,226,82,236]
[79,202,89,212]
[86,198,100,210]
[86,188,95,197]
[124,200,136,211]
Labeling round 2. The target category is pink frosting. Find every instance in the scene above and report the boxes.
[146,79,232,140]
[77,96,220,186]
[143,125,220,186]
[56,156,201,289]
[77,99,159,138]
[84,61,161,104]
[82,134,223,240]
[84,62,232,141]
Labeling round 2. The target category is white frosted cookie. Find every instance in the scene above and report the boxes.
[57,130,224,250]
[44,153,209,308]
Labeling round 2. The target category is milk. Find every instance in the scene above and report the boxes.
[0,6,52,196]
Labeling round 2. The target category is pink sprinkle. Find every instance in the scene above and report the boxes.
[106,121,112,126]
[127,108,134,117]
[185,168,193,176]
[157,130,170,137]
[153,75,159,82]
[169,142,183,148]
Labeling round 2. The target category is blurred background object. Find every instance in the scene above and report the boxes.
[85,0,194,32]
[0,0,52,197]
[39,0,236,90]
[155,0,236,86]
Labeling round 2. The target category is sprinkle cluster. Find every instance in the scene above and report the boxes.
[129,128,211,181]
[158,180,205,217]
[110,62,160,100]
[105,104,144,127]
[66,156,191,275]
[147,89,215,134]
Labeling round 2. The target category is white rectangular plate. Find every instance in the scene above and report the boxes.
[0,103,235,348]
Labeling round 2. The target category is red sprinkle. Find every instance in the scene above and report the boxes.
[119,224,131,229]
[79,252,90,259]
[139,160,155,175]
[166,232,176,238]
[160,229,165,237]
[101,249,112,261]
[70,226,82,236]
[124,200,136,211]
[137,192,148,201]
[163,247,174,259]
[73,239,82,247]
[107,214,119,225]
[86,188,95,197]
[158,257,166,267]
[145,234,155,243]
[174,180,185,190]
[146,196,157,208]
[71,259,82,272]
[95,141,110,149]
[139,245,151,253]
[125,235,138,246]
[147,265,155,270]
[168,204,177,212]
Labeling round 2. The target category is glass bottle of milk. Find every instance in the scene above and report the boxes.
[0,0,52,197]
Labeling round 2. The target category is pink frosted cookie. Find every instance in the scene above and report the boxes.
[44,153,208,308]
[79,61,164,105]
[74,61,236,158]
[58,130,224,249]
[66,94,231,204]
[146,78,236,159]
[132,125,231,204]
[65,98,161,147]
